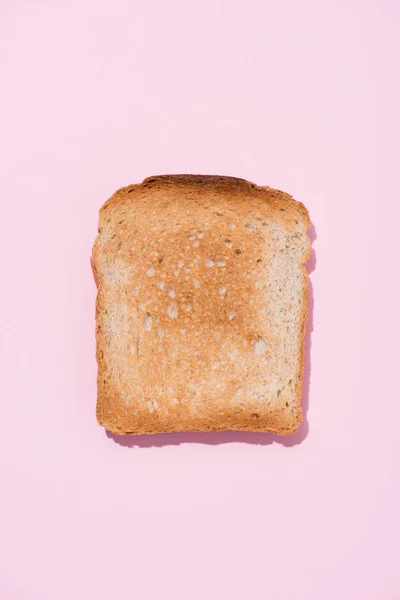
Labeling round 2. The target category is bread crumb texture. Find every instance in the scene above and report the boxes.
[91,175,311,435]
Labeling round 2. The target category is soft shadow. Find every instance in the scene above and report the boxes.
[107,223,317,448]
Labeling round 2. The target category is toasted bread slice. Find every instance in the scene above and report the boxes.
[92,175,311,435]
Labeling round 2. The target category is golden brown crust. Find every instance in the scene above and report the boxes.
[92,175,311,436]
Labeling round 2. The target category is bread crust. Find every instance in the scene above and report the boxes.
[92,175,311,435]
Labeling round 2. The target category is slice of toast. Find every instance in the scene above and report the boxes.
[91,175,311,435]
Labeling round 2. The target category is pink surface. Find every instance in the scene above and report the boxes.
[1,1,400,598]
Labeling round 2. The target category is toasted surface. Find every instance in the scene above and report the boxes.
[92,175,311,435]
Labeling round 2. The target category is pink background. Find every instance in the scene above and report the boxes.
[1,1,400,598]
